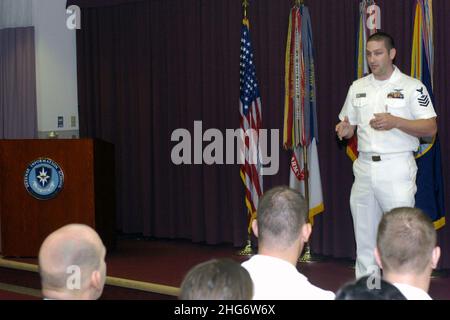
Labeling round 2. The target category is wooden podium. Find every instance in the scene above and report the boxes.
[0,139,115,257]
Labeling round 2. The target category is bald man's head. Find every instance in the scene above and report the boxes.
[38,224,106,300]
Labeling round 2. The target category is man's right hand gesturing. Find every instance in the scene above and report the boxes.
[335,116,355,140]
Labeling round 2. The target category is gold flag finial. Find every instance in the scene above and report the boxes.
[295,0,304,7]
[243,0,249,18]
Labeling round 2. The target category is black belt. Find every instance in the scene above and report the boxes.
[372,155,381,162]
[360,152,412,162]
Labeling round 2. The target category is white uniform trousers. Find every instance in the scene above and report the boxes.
[350,152,417,278]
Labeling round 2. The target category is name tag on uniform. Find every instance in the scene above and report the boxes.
[356,93,366,98]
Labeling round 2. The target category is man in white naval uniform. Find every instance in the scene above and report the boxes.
[335,32,437,279]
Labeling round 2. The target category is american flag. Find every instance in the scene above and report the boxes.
[239,18,263,232]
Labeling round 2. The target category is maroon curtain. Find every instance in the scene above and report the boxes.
[432,0,450,268]
[0,27,37,139]
[73,0,450,268]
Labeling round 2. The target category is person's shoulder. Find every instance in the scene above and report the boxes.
[395,69,423,87]
[300,282,336,300]
[295,272,336,299]
[241,254,260,269]
[401,73,421,84]
[351,74,371,87]
[241,256,253,268]
[308,283,336,299]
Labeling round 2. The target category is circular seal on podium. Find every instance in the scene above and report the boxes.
[24,158,64,200]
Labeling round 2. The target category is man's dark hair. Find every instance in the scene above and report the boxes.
[368,31,395,51]
[256,186,308,248]
[179,258,253,300]
[335,276,406,300]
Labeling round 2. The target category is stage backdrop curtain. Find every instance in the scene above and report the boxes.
[0,26,37,139]
[71,0,450,268]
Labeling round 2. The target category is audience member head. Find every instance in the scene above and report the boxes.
[179,258,253,300]
[375,207,440,293]
[38,224,107,300]
[335,276,406,300]
[376,207,440,274]
[253,186,311,258]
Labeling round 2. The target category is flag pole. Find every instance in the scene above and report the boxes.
[243,0,249,19]
[237,0,255,257]
[296,0,320,264]
[299,145,314,262]
[237,223,254,256]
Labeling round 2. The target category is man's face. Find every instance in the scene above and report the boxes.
[366,40,395,79]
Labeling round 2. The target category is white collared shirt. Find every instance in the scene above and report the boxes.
[242,254,335,300]
[393,283,432,300]
[339,66,437,154]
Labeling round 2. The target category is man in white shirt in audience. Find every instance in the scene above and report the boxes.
[39,224,107,300]
[242,186,335,300]
[375,207,440,300]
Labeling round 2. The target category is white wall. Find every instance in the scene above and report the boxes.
[0,0,32,29]
[32,0,79,134]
